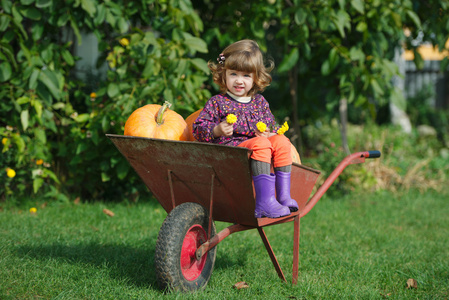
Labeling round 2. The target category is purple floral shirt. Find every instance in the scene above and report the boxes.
[192,93,280,146]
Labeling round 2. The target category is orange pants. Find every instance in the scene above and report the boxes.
[238,135,292,167]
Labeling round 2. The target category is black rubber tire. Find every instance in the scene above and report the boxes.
[154,202,217,292]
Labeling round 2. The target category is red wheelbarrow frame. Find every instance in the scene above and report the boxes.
[107,134,380,284]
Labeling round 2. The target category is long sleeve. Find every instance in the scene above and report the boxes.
[193,94,280,146]
[192,98,221,143]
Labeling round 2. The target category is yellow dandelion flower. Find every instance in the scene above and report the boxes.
[6,168,16,178]
[277,121,289,135]
[30,207,37,214]
[119,38,129,47]
[90,92,97,98]
[226,114,237,124]
[2,137,7,145]
[36,159,44,165]
[256,122,267,133]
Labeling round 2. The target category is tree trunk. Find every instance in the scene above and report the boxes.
[288,64,303,157]
[339,97,351,155]
[391,47,412,134]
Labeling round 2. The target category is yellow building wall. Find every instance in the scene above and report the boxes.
[403,39,449,61]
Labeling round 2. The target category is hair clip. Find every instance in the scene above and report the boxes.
[217,53,225,64]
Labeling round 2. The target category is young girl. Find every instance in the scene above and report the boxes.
[193,39,298,218]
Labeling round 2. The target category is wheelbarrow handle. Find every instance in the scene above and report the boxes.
[301,150,381,218]
[366,150,381,158]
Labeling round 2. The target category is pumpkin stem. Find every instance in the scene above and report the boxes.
[156,101,172,125]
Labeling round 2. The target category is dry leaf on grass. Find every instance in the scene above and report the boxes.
[103,208,115,217]
[233,281,249,289]
[406,278,418,289]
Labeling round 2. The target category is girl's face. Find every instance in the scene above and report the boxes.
[225,69,254,97]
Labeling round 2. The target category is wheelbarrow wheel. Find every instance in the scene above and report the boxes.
[155,202,216,292]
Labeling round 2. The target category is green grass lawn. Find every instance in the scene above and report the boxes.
[1,188,448,299]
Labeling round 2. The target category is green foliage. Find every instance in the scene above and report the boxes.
[302,119,449,197]
[195,0,431,121]
[1,0,211,200]
[1,0,448,201]
[404,0,449,71]
[406,85,449,144]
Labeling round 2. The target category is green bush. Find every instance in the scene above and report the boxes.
[1,0,210,201]
[406,84,449,145]
[2,0,448,202]
[302,119,449,198]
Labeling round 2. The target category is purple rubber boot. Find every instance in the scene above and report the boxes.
[253,174,290,218]
[275,171,299,212]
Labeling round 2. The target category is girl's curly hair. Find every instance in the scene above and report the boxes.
[208,40,274,97]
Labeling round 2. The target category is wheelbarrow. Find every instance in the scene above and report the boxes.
[106,134,381,292]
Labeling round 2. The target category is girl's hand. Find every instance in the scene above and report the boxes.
[213,121,234,137]
[255,121,275,138]
[255,130,275,138]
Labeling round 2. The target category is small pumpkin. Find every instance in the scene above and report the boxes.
[291,142,301,164]
[124,101,189,141]
[185,108,203,141]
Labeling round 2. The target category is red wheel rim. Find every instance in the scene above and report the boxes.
[180,224,207,281]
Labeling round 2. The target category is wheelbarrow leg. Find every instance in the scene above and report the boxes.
[257,227,287,282]
[292,215,300,284]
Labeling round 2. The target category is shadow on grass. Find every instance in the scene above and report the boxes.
[214,246,249,270]
[16,241,159,290]
[15,241,248,291]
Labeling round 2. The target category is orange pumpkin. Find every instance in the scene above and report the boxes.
[291,142,301,164]
[185,108,203,141]
[124,101,189,141]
